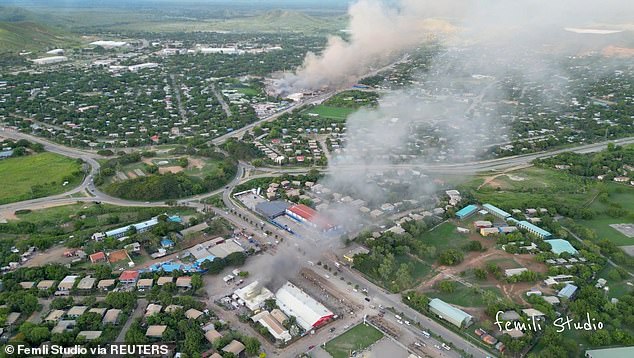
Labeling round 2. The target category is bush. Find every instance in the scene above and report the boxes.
[438,249,464,265]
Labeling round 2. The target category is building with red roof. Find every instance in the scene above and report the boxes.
[285,204,336,232]
[119,270,139,284]
[89,252,106,264]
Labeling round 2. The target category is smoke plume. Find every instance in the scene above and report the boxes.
[260,0,633,289]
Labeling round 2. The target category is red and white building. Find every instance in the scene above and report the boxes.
[119,270,139,284]
[285,204,336,232]
[275,282,334,331]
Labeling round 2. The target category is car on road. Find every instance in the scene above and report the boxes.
[397,320,403,325]
[308,345,315,350]
[434,344,441,350]
[441,343,451,351]
[404,320,411,325]
[364,297,370,302]
[421,331,431,338]
[394,314,402,320]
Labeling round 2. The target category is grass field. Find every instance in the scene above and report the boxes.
[421,222,469,251]
[305,105,356,120]
[427,284,502,308]
[0,152,83,204]
[324,323,383,358]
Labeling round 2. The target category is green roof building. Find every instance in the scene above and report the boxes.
[429,298,474,328]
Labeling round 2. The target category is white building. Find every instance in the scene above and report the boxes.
[275,282,334,331]
[90,40,128,48]
[234,281,274,311]
[251,311,292,342]
[31,56,68,65]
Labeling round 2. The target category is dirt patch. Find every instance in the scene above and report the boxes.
[24,246,75,267]
[602,46,634,57]
[507,174,526,181]
[126,171,138,179]
[108,249,130,263]
[188,157,205,169]
[158,166,184,174]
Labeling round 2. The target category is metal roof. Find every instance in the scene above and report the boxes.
[456,204,478,218]
[255,200,290,218]
[428,298,473,327]
[545,239,578,255]
[518,220,553,238]
[557,283,578,299]
[586,346,634,358]
[483,203,511,218]
[275,281,333,331]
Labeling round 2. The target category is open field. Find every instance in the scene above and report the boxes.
[0,152,83,204]
[304,105,356,120]
[422,221,470,251]
[426,284,502,308]
[324,323,383,358]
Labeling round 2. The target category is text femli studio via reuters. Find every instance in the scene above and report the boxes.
[6,343,171,356]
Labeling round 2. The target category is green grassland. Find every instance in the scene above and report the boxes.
[427,284,503,308]
[0,152,83,204]
[422,221,470,251]
[462,166,634,247]
[324,323,383,358]
[305,105,357,120]
[97,10,346,33]
[0,21,78,53]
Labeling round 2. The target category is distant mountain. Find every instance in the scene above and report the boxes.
[0,6,48,22]
[0,21,78,53]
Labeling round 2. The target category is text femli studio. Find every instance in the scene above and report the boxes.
[495,311,604,333]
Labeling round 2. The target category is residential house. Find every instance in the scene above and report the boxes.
[119,271,139,284]
[137,278,154,290]
[103,309,121,325]
[97,279,116,290]
[146,325,167,338]
[67,306,87,319]
[176,276,192,289]
[90,252,106,264]
[37,280,56,290]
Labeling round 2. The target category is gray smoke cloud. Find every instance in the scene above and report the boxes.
[280,0,633,93]
[260,0,633,290]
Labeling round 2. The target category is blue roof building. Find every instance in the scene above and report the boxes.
[518,221,553,239]
[456,204,478,219]
[160,238,174,248]
[105,217,159,238]
[545,239,578,255]
[195,255,216,265]
[557,283,578,299]
[167,215,182,223]
[483,203,511,219]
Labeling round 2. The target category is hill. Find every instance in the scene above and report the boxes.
[0,21,78,53]
[208,9,347,33]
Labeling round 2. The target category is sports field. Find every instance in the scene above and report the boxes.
[324,323,383,358]
[0,152,83,204]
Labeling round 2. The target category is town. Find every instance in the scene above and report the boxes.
[0,1,634,358]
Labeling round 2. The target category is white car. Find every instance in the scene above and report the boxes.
[397,320,403,325]
[404,320,411,326]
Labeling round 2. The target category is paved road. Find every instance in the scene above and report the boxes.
[116,298,148,343]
